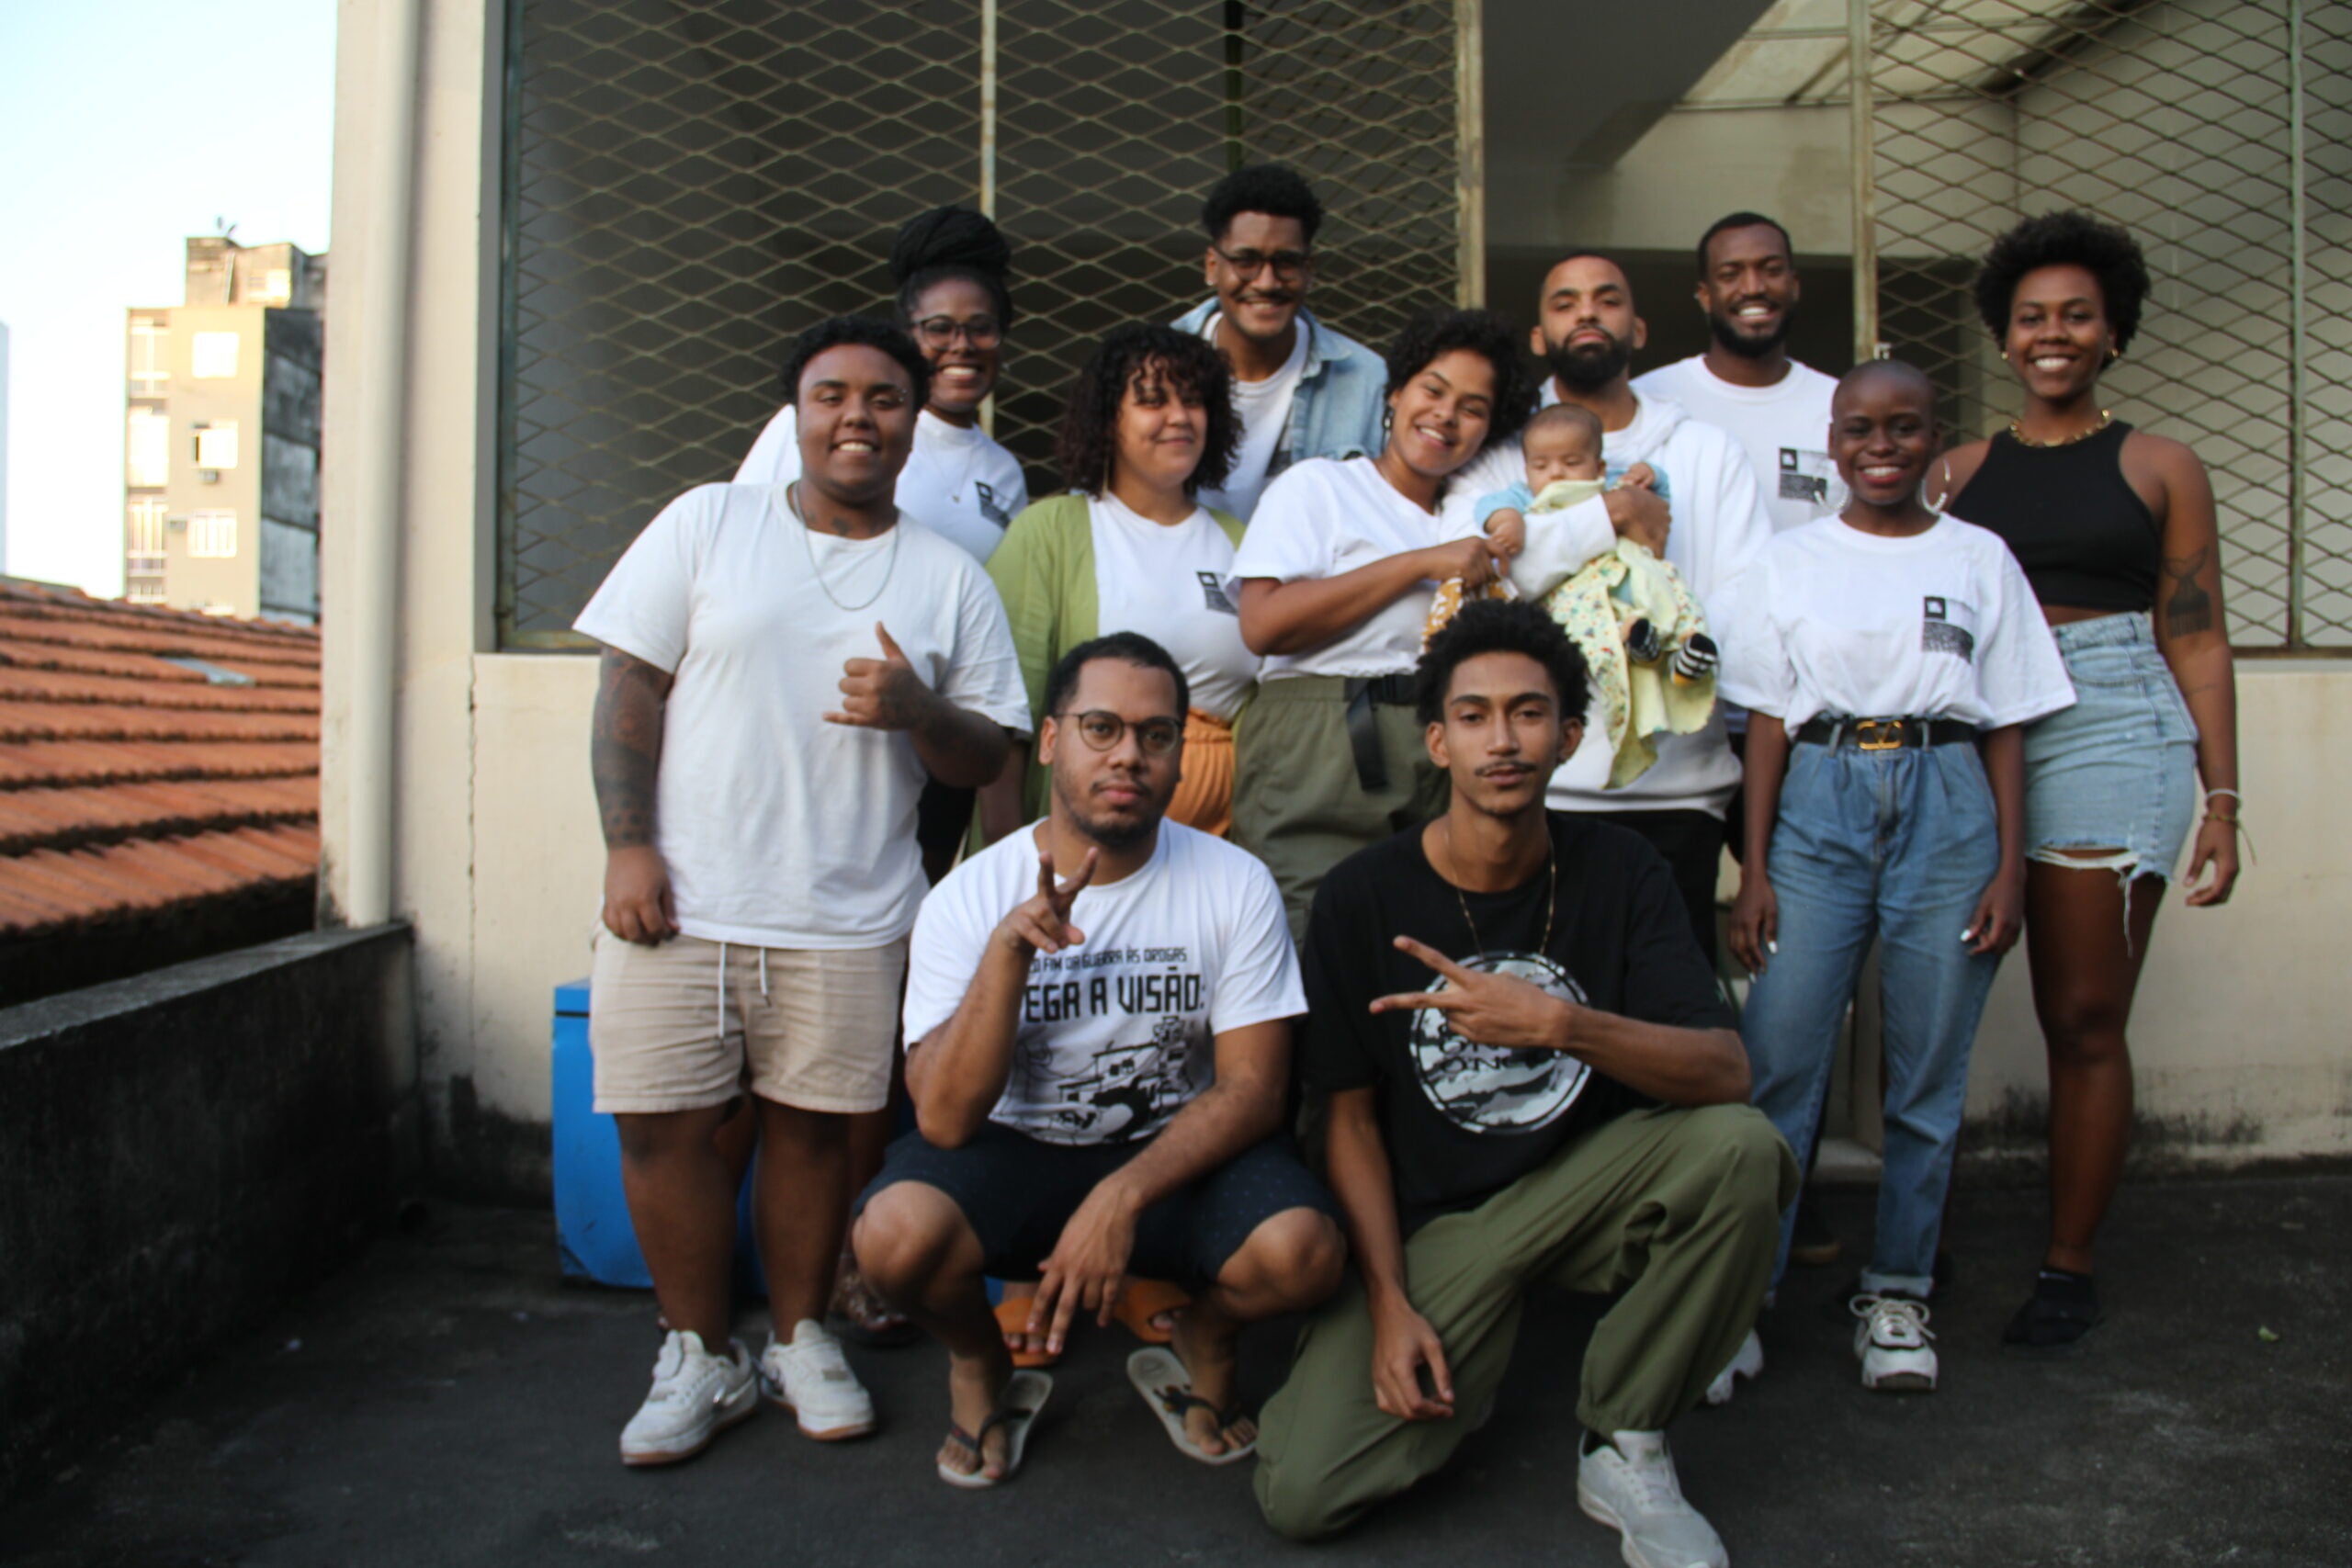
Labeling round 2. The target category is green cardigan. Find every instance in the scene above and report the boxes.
[986,492,1249,821]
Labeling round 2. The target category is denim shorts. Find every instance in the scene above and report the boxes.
[2023,613,2199,883]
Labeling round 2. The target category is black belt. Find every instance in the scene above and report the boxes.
[1343,674,1420,792]
[1793,716,1979,750]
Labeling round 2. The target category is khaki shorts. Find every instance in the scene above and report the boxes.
[588,928,907,1116]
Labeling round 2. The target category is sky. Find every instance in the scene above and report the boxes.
[0,3,337,594]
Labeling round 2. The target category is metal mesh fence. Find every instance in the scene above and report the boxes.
[1860,0,2351,650]
[501,0,1462,648]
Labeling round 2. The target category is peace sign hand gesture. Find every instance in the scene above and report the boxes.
[1368,935,1572,1052]
[824,622,939,731]
[995,846,1101,958]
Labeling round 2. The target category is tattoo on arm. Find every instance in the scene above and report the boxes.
[592,648,671,848]
[2163,547,2215,638]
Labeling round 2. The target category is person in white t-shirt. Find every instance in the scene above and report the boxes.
[1446,253,1769,961]
[853,635,1345,1488]
[1634,211,1843,537]
[575,316,1030,1469]
[1228,308,1541,938]
[1721,361,2073,1395]
[1171,164,1387,520]
[981,324,1256,844]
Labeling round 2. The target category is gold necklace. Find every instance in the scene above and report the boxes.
[1442,818,1556,959]
[2008,409,2113,448]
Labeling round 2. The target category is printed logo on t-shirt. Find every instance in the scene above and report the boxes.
[1408,952,1590,1134]
[975,480,1011,529]
[1012,944,1206,1144]
[1198,571,1238,615]
[1921,595,1977,661]
[1778,446,1833,503]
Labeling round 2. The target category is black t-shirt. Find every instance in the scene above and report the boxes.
[1299,812,1733,1233]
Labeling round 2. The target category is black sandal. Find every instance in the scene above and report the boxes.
[2003,1270,2103,1349]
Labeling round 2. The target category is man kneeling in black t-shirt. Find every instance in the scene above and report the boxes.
[1253,600,1795,1568]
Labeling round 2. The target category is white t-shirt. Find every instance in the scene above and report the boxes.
[575,483,1031,948]
[1193,313,1307,522]
[1717,514,2075,732]
[734,404,1031,565]
[1090,494,1259,721]
[902,821,1306,1145]
[1634,355,1843,534]
[1227,456,1466,681]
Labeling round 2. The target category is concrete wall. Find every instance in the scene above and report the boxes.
[0,925,417,1495]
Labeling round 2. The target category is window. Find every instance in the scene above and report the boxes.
[126,499,169,570]
[193,422,240,469]
[253,268,292,305]
[127,408,171,487]
[129,317,170,397]
[188,510,238,558]
[191,331,241,378]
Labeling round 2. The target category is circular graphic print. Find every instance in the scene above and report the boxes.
[1406,951,1590,1134]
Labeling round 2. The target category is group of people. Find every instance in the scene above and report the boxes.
[574,164,2244,1567]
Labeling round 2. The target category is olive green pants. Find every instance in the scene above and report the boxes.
[1232,676,1449,942]
[1254,1104,1796,1541]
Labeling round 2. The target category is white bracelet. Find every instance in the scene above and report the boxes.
[2204,788,2242,806]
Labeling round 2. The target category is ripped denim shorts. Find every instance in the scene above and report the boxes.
[2022,612,2199,883]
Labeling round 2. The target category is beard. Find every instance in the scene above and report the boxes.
[1545,333,1633,393]
[1709,305,1792,359]
[1051,767,1163,852]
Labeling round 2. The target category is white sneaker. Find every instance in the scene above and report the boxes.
[1577,1430,1728,1568]
[1702,1329,1764,1407]
[1851,1293,1938,1392]
[619,1330,757,1466]
[760,1318,876,1440]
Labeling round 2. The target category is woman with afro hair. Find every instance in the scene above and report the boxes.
[1936,209,2243,1349]
[1227,307,1539,938]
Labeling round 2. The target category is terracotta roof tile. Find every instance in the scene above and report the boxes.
[0,580,322,942]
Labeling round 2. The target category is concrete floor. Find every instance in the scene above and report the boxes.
[13,1176,2351,1567]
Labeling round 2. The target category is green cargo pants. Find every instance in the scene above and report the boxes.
[1254,1103,1796,1541]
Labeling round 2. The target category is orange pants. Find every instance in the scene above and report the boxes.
[1166,710,1235,838]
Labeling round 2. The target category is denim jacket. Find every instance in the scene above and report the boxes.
[1172,299,1389,484]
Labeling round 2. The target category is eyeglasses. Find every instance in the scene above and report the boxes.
[1210,243,1311,280]
[1059,709,1182,756]
[912,315,1003,349]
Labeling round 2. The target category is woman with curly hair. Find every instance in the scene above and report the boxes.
[1937,209,2242,1348]
[1228,307,1538,936]
[978,323,1252,842]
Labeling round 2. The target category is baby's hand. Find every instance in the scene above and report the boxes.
[1484,508,1527,559]
[1617,462,1657,491]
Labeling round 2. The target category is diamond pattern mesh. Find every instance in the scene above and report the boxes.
[1863,0,2351,649]
[501,0,1461,647]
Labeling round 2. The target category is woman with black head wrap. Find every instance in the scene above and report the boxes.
[739,206,1031,563]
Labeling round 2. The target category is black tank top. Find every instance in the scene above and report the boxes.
[1948,421,2159,613]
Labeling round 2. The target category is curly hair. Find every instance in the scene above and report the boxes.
[1973,209,2151,353]
[778,315,930,410]
[1416,598,1591,727]
[1381,307,1539,448]
[890,206,1016,329]
[1202,163,1324,245]
[1043,631,1191,722]
[1053,324,1239,500]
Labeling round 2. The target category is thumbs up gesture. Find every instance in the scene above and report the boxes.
[825,622,939,731]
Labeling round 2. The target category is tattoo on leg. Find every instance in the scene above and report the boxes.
[594,648,670,847]
[2163,547,2214,638]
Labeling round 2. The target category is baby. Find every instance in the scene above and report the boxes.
[1477,402,1659,570]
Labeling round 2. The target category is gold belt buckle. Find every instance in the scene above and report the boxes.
[1854,719,1903,750]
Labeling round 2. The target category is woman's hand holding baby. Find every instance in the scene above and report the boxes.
[1482,508,1527,560]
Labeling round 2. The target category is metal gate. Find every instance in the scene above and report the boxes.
[499,0,1469,648]
[1852,0,2352,651]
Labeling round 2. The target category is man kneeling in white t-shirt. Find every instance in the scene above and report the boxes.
[854,633,1348,1488]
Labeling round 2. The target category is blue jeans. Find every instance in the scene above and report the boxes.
[1741,739,2003,1295]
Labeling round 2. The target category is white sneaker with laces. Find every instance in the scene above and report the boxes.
[1577,1430,1728,1568]
[761,1318,876,1439]
[619,1329,757,1466]
[1851,1293,1938,1392]
[1702,1329,1763,1407]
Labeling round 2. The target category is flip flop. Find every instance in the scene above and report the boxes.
[936,1370,1052,1490]
[1127,1347,1253,1466]
[1110,1279,1191,1346]
[992,1297,1060,1369]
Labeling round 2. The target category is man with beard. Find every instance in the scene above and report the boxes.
[1454,252,1773,961]
[1173,164,1386,519]
[1634,212,1843,535]
[1253,600,1792,1568]
[854,633,1346,1487]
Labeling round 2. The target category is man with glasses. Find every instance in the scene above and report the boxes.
[854,633,1347,1486]
[1173,164,1386,520]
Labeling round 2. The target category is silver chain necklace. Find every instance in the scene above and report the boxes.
[1442,818,1556,959]
[786,481,899,614]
